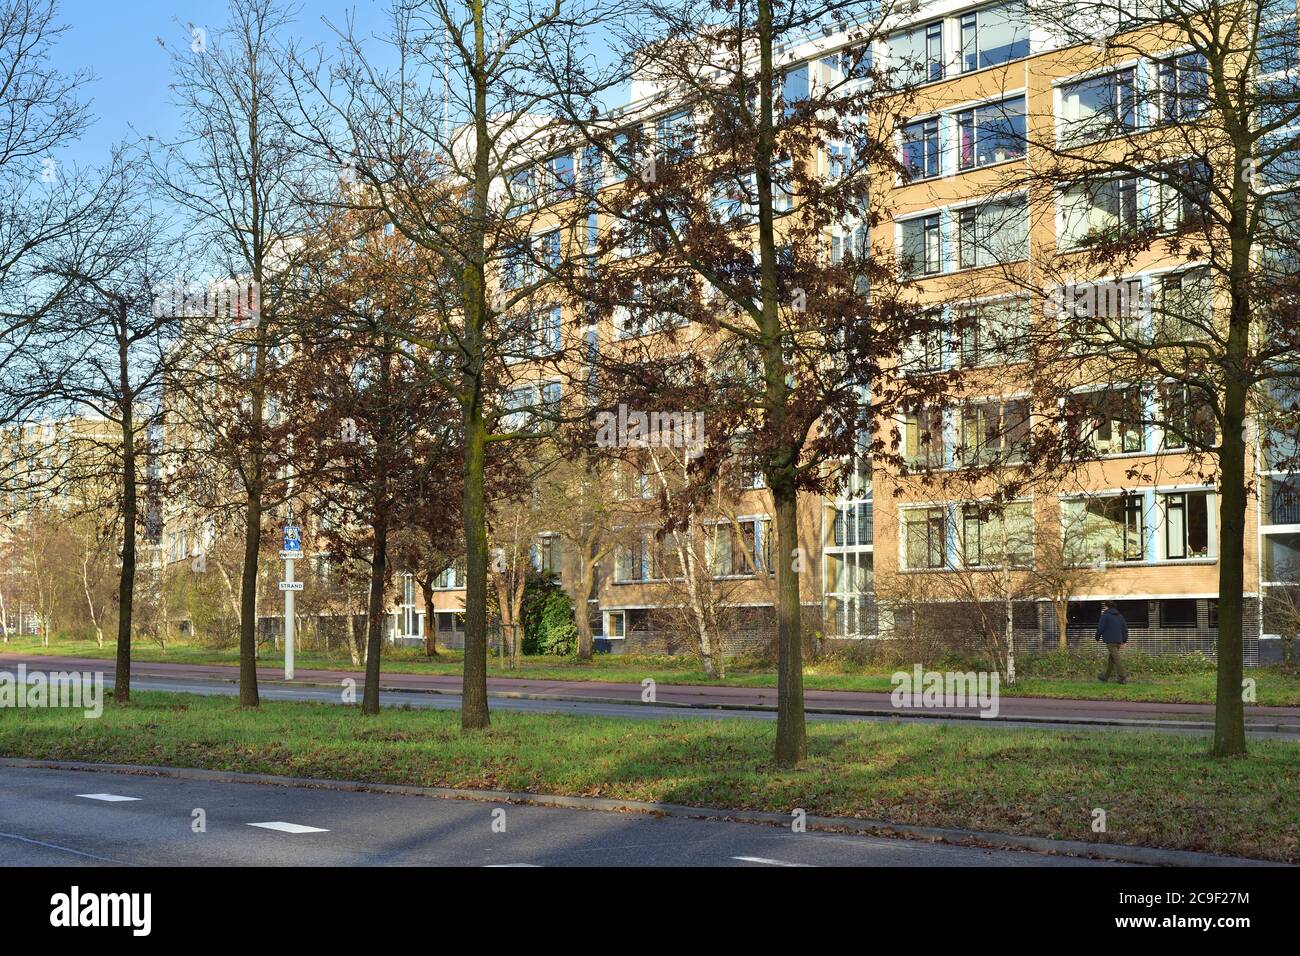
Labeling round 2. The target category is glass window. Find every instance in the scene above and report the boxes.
[1067,387,1144,455]
[957,196,1028,268]
[1163,491,1211,560]
[891,21,945,83]
[961,2,1029,73]
[1063,494,1146,563]
[657,110,696,159]
[901,309,945,373]
[900,214,942,275]
[957,298,1030,365]
[545,152,575,202]
[1059,176,1139,248]
[957,97,1026,170]
[903,507,949,569]
[1059,67,1137,145]
[901,405,946,468]
[902,117,941,180]
[960,501,1033,566]
[1157,52,1208,123]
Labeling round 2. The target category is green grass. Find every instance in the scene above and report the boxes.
[2,690,1296,861]
[6,635,1300,706]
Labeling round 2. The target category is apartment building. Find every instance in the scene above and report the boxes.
[393,1,1298,663]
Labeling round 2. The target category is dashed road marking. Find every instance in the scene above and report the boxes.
[76,793,141,802]
[485,863,542,867]
[731,855,811,867]
[247,821,330,834]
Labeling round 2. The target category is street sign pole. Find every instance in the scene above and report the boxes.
[284,550,295,680]
[282,523,302,681]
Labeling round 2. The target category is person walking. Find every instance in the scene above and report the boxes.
[1095,600,1129,684]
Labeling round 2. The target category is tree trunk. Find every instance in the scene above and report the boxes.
[237,490,263,707]
[1213,379,1249,756]
[116,407,137,703]
[772,483,805,766]
[362,517,389,715]
[1056,599,1069,651]
[575,551,595,661]
[420,577,438,656]
[461,402,490,729]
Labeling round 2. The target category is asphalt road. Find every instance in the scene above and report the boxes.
[0,765,1118,867]
[7,655,1300,737]
[8,653,1300,736]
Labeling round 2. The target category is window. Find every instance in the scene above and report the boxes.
[956,298,1030,365]
[781,64,810,116]
[544,152,576,202]
[956,97,1026,170]
[399,574,420,639]
[614,531,651,582]
[436,562,465,589]
[1063,494,1146,563]
[901,404,946,468]
[903,507,949,569]
[900,214,942,276]
[960,2,1029,73]
[501,385,535,432]
[1158,382,1215,449]
[901,310,945,374]
[1152,160,1210,231]
[1154,268,1211,346]
[507,165,536,213]
[534,534,563,575]
[956,400,1030,466]
[1067,387,1144,455]
[901,117,940,180]
[535,305,562,355]
[580,145,603,193]
[828,501,874,548]
[711,518,770,577]
[1163,491,1211,560]
[957,196,1028,268]
[657,110,696,159]
[824,552,875,636]
[1059,175,1139,248]
[1157,52,1208,122]
[1059,67,1137,145]
[960,501,1033,567]
[891,21,945,83]
[1161,598,1198,628]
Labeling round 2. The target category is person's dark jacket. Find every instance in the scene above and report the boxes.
[1095,607,1129,645]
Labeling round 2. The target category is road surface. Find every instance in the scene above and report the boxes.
[5,654,1299,737]
[0,765,1120,867]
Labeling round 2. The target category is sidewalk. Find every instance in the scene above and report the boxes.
[10,653,1300,731]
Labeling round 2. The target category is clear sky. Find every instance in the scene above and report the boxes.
[54,0,392,169]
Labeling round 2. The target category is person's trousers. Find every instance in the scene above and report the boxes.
[1103,644,1127,682]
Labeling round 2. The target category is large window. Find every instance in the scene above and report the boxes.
[1162,491,1211,560]
[956,97,1026,170]
[901,117,940,180]
[900,214,942,275]
[903,507,949,569]
[1067,387,1144,455]
[712,518,770,577]
[956,298,1030,365]
[957,196,1029,268]
[1059,67,1137,145]
[1062,494,1146,563]
[891,20,945,83]
[960,1,1029,73]
[1059,175,1139,248]
[543,152,575,202]
[533,533,564,575]
[1157,52,1208,123]
[901,404,946,469]
[900,309,945,374]
[956,399,1030,466]
[960,501,1034,567]
[657,110,696,160]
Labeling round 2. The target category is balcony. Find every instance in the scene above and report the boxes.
[1263,476,1300,526]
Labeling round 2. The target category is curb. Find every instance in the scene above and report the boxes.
[134,671,1300,735]
[0,756,1286,868]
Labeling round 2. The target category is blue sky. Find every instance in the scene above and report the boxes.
[55,0,391,169]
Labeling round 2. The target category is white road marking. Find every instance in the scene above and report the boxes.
[247,821,330,834]
[0,830,138,866]
[731,855,811,867]
[485,863,542,867]
[76,793,141,802]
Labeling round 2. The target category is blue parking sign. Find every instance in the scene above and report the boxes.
[283,526,301,552]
